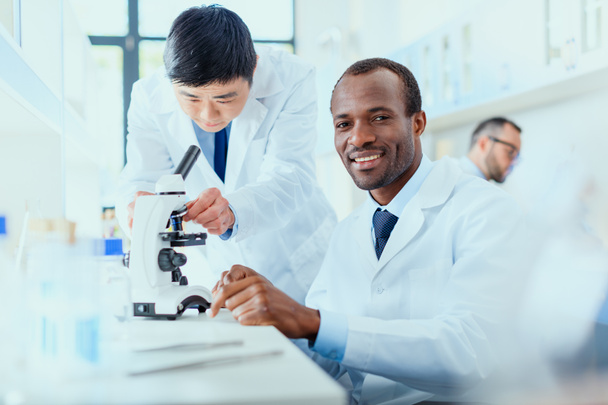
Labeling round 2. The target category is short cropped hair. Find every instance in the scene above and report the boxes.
[163,5,256,87]
[331,58,422,116]
[470,117,522,149]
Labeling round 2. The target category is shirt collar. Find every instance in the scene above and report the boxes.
[459,156,486,179]
[366,154,434,218]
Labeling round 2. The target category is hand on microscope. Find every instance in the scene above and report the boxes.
[183,188,235,235]
[209,265,321,341]
[127,191,154,229]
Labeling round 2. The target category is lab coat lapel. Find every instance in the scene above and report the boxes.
[377,201,424,268]
[376,157,459,269]
[224,52,283,192]
[352,206,379,272]
[225,99,267,191]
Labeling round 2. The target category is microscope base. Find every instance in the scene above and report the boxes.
[133,295,211,320]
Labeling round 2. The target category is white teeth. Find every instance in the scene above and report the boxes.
[354,154,381,162]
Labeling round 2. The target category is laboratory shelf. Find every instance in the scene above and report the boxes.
[425,64,608,132]
[0,23,62,137]
[389,0,608,132]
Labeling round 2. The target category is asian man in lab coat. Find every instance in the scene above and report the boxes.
[116,5,336,304]
[210,58,526,404]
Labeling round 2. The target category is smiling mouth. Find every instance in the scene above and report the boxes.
[353,154,382,163]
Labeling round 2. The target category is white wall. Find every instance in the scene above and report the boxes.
[0,0,104,250]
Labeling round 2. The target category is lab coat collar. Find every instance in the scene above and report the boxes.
[225,49,283,189]
[149,67,179,114]
[366,154,434,217]
[249,46,285,99]
[416,156,461,209]
[379,156,460,268]
[353,156,461,272]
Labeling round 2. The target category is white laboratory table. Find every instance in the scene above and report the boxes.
[9,309,347,405]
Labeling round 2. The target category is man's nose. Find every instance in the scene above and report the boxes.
[348,122,375,147]
[199,102,220,122]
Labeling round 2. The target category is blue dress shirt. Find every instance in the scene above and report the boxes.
[311,155,434,361]
[191,121,237,240]
[192,121,232,173]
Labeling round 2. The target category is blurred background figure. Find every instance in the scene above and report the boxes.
[499,160,608,402]
[457,117,522,183]
[101,207,120,239]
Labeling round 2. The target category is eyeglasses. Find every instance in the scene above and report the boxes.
[488,136,520,160]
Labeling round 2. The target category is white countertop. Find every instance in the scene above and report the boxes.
[6,309,347,405]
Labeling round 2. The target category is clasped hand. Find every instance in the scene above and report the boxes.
[209,265,320,341]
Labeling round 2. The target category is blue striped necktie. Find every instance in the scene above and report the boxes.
[373,209,398,259]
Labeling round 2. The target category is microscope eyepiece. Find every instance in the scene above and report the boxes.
[173,145,201,180]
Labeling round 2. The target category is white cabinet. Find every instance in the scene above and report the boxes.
[0,0,103,247]
[389,0,608,131]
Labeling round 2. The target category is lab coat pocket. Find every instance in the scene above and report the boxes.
[408,258,452,319]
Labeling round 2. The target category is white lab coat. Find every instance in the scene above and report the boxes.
[306,157,526,404]
[116,46,336,303]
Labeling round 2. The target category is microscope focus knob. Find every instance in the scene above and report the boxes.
[173,252,187,267]
[158,248,188,272]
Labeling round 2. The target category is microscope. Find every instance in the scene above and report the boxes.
[124,145,212,320]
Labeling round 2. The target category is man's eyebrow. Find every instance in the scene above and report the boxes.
[213,91,238,99]
[179,89,200,98]
[333,106,393,119]
[178,90,238,99]
[368,106,393,113]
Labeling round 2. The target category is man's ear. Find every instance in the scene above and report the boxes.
[413,111,427,137]
[478,135,490,152]
[253,54,259,75]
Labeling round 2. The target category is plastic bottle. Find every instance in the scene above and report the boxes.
[24,234,102,382]
[0,216,19,352]
[0,216,26,404]
[0,216,12,395]
[91,237,130,376]
[95,238,130,323]
[0,215,9,296]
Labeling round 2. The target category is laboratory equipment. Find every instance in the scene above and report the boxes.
[125,145,211,320]
[96,238,130,323]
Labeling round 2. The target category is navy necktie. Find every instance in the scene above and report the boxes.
[214,128,228,182]
[373,209,398,259]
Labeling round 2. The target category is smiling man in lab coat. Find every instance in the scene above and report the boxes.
[116,5,336,303]
[210,58,526,404]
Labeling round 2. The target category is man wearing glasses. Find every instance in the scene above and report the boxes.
[459,117,522,183]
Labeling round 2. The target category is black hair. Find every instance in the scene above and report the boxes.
[331,58,422,116]
[470,117,522,149]
[163,4,256,87]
